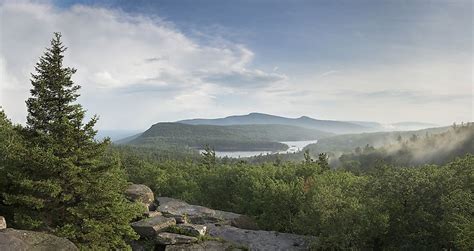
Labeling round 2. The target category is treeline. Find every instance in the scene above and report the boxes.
[119,146,474,250]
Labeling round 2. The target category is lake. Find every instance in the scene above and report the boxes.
[200,140,318,158]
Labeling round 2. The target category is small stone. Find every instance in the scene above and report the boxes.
[174,224,207,237]
[145,211,162,218]
[131,215,176,238]
[155,232,198,245]
[0,216,6,230]
[163,213,188,224]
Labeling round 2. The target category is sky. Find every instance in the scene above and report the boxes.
[0,0,472,130]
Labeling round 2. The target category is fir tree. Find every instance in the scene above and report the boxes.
[2,33,142,249]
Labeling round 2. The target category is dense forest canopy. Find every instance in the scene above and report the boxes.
[0,33,473,250]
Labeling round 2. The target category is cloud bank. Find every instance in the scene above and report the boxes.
[0,1,286,129]
[0,0,471,129]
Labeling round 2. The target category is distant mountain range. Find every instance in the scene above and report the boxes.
[178,113,376,134]
[178,113,438,134]
[113,113,439,152]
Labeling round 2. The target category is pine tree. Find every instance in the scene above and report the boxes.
[317,152,330,171]
[2,33,142,249]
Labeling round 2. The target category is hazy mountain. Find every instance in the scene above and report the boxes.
[96,129,142,141]
[126,122,333,151]
[178,113,375,134]
[386,122,439,131]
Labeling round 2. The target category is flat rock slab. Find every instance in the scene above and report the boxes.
[157,197,241,224]
[174,224,207,237]
[0,228,78,251]
[156,232,197,245]
[206,224,313,251]
[165,240,243,251]
[131,215,176,238]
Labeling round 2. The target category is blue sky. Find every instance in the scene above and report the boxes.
[0,0,472,129]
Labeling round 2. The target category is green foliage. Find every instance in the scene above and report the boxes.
[119,140,474,250]
[0,33,142,249]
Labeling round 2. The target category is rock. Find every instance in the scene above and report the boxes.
[157,197,242,225]
[145,210,162,218]
[131,215,176,238]
[0,228,78,251]
[165,241,242,251]
[206,224,314,251]
[162,213,188,224]
[230,215,259,230]
[129,239,155,251]
[0,217,6,230]
[173,224,206,237]
[126,184,155,209]
[155,232,197,245]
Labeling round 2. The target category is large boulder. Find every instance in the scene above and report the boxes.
[126,184,155,210]
[156,197,246,225]
[206,224,314,251]
[131,215,176,238]
[0,228,78,251]
[0,217,6,230]
[155,232,197,245]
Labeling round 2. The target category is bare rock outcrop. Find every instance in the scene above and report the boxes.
[0,228,78,251]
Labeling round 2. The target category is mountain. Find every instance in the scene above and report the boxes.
[178,113,375,134]
[96,129,142,141]
[126,122,333,151]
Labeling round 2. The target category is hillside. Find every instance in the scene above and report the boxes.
[178,112,375,134]
[304,126,452,156]
[339,123,474,169]
[127,122,333,151]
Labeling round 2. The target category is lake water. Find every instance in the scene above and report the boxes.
[200,140,318,158]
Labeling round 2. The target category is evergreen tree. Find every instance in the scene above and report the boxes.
[201,144,216,168]
[2,33,142,249]
[317,152,330,171]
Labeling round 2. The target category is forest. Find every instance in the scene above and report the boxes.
[0,34,473,250]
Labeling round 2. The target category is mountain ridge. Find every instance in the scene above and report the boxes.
[178,112,373,134]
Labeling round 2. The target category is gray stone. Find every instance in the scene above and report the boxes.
[145,210,162,218]
[206,224,314,251]
[0,228,78,251]
[165,241,242,251]
[126,184,155,209]
[157,197,242,225]
[131,215,176,238]
[174,224,206,237]
[155,232,197,245]
[0,217,6,230]
[162,213,188,224]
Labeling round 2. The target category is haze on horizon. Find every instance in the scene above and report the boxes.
[0,0,472,130]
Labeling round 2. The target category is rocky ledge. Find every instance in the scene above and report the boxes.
[127,184,314,251]
[0,228,78,251]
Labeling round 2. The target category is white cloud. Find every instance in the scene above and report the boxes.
[0,0,471,129]
[0,0,286,129]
